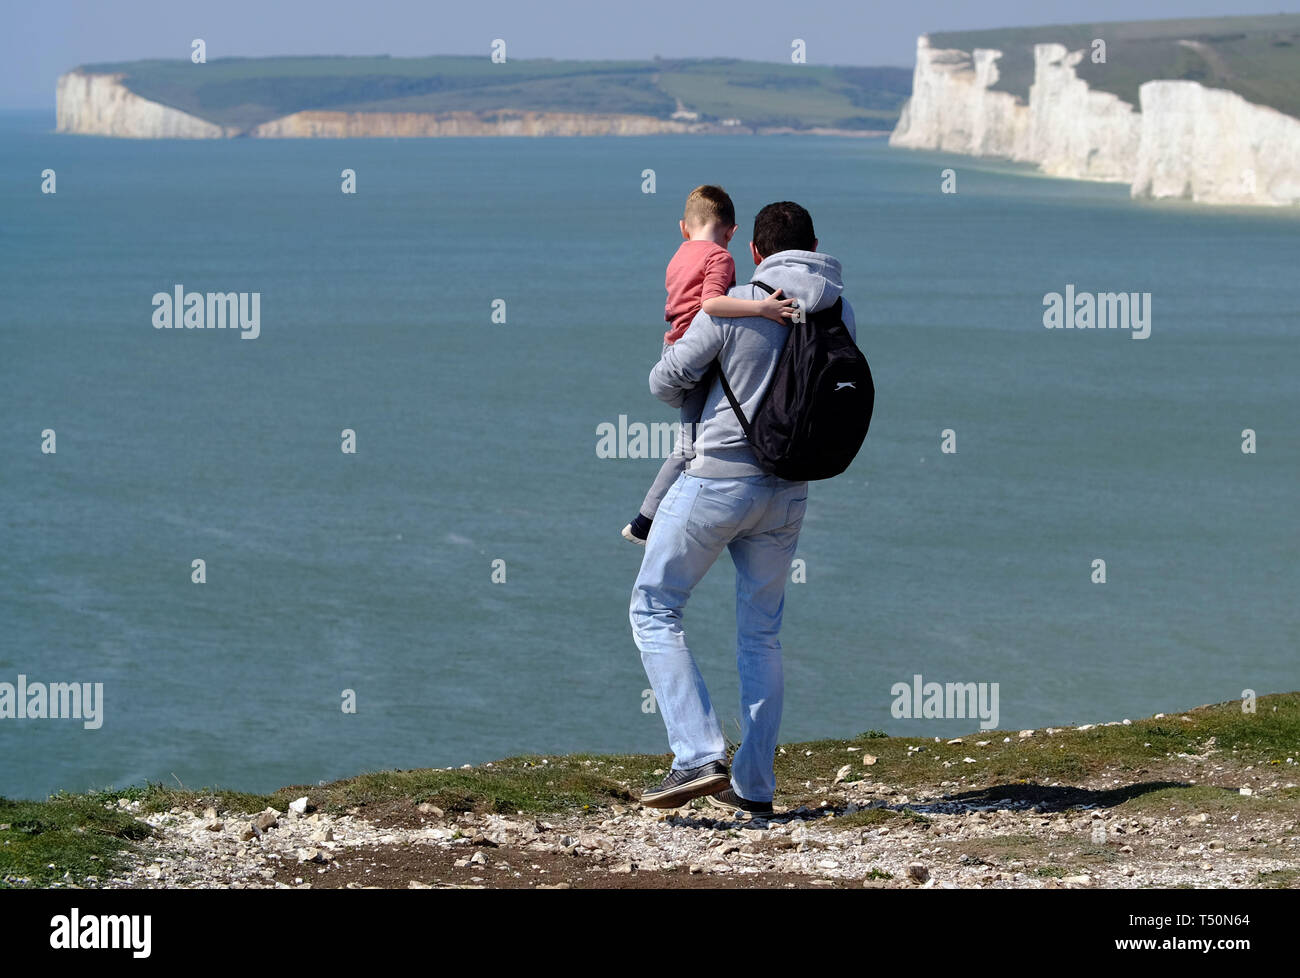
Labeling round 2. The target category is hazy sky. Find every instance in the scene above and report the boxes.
[5,0,1300,109]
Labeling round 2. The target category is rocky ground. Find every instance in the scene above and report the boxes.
[92,745,1299,890]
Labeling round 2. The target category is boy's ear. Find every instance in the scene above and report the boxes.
[722,224,739,245]
[749,241,763,265]
[679,219,690,241]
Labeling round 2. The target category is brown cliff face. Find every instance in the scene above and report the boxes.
[249,110,695,138]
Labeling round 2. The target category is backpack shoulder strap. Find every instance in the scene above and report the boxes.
[717,368,755,442]
[751,280,775,295]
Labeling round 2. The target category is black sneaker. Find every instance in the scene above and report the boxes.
[704,787,774,816]
[640,760,731,809]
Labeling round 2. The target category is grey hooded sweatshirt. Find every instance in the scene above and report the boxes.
[649,249,856,479]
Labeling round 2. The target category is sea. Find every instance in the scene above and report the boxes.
[1,110,1296,798]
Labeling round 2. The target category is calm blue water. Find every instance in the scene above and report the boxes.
[1,110,1297,799]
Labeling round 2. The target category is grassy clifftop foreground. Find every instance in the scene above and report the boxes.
[71,55,912,132]
[930,13,1300,118]
[3,693,1298,889]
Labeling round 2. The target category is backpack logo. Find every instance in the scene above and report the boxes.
[835,381,857,391]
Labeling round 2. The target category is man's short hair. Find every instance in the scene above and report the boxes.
[683,185,735,228]
[753,201,816,257]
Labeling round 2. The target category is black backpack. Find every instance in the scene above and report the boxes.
[716,280,874,481]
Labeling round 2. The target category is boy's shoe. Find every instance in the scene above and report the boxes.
[640,760,731,808]
[622,512,653,546]
[704,787,774,816]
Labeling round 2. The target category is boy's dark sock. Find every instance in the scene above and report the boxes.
[628,513,654,540]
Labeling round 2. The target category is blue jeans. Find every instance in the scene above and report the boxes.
[630,471,808,803]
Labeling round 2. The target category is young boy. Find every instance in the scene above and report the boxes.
[622,185,794,545]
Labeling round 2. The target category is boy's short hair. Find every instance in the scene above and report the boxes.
[683,185,736,228]
[753,201,816,257]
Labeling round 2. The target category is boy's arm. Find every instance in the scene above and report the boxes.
[702,291,796,323]
[697,249,796,324]
[649,310,725,407]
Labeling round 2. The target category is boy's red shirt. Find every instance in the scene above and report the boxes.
[663,240,736,344]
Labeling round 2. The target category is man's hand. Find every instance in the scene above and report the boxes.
[757,288,797,324]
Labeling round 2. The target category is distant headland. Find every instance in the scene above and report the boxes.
[54,54,911,139]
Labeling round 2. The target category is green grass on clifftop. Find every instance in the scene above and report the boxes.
[0,793,153,889]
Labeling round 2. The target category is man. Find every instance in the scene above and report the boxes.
[630,201,856,814]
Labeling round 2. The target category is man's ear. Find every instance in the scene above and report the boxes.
[749,241,763,265]
[722,224,739,246]
[679,219,690,241]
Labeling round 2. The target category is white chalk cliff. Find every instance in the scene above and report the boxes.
[57,71,235,139]
[891,35,1300,206]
